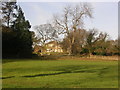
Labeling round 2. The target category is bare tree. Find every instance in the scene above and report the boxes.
[34,24,58,46]
[61,29,87,54]
[53,3,93,55]
[86,28,109,57]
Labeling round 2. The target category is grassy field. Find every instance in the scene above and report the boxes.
[2,59,118,88]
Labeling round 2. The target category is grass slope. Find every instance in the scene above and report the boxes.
[2,59,118,88]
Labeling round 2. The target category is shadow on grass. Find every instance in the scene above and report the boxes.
[1,67,108,79]
[1,76,15,79]
[22,68,107,78]
[2,54,61,63]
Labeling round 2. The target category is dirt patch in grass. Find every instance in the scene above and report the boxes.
[57,55,118,61]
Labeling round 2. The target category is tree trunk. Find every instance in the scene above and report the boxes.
[68,44,72,55]
[89,52,92,57]
[88,48,93,57]
[7,12,10,27]
[68,35,75,55]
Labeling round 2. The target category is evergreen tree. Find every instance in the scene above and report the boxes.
[2,1,33,58]
[12,6,32,58]
[1,1,17,27]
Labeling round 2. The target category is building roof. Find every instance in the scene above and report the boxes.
[45,41,58,45]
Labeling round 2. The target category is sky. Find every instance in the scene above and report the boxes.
[17,1,118,40]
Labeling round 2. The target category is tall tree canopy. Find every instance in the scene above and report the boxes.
[2,1,33,58]
[11,6,32,57]
[1,0,17,27]
[53,3,93,55]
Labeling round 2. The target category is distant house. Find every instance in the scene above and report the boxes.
[33,41,63,55]
[45,41,63,53]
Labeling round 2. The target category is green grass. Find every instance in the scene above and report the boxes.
[2,59,118,88]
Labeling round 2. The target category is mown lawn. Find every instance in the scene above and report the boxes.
[2,59,118,88]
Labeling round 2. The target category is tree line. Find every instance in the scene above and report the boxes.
[33,3,119,56]
[61,28,119,56]
[1,1,119,59]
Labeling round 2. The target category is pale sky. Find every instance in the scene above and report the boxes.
[17,2,118,40]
